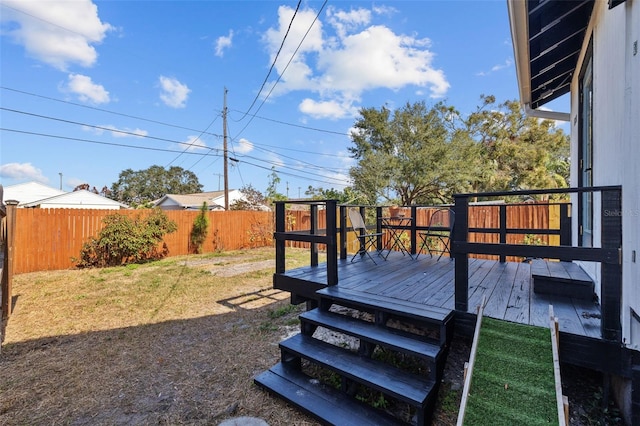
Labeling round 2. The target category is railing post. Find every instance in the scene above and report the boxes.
[310,204,318,267]
[601,188,622,342]
[339,205,347,260]
[274,202,286,274]
[559,203,572,262]
[326,200,338,286]
[376,206,383,252]
[410,205,417,255]
[499,204,507,263]
[453,195,469,312]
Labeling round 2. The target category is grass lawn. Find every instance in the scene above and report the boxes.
[0,247,320,426]
[464,317,557,426]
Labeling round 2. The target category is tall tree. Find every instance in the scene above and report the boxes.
[465,95,570,197]
[110,165,202,207]
[349,101,481,205]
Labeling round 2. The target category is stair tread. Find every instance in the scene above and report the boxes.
[254,363,405,426]
[280,333,436,406]
[317,286,453,324]
[300,309,442,360]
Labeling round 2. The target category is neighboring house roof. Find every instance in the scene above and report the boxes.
[3,181,66,206]
[154,190,234,210]
[154,190,270,211]
[507,0,595,112]
[21,190,129,210]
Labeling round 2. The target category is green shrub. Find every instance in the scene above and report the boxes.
[190,202,209,254]
[75,209,178,268]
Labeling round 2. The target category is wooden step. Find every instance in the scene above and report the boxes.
[532,260,594,300]
[280,333,436,407]
[317,286,453,344]
[300,308,443,363]
[254,362,404,426]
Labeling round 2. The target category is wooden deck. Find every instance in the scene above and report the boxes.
[279,251,601,339]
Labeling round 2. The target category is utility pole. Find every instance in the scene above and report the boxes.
[213,173,223,191]
[223,87,229,210]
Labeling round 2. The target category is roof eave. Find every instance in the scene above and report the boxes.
[507,0,532,106]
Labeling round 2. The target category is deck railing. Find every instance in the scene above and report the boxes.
[274,200,339,286]
[452,186,623,342]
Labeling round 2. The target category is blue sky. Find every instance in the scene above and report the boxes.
[0,0,568,198]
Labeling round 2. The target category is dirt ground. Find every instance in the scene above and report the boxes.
[0,250,623,425]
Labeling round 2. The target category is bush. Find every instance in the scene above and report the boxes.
[75,209,178,268]
[190,202,209,254]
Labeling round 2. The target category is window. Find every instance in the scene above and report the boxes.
[579,40,593,247]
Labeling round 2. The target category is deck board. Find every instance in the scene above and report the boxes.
[277,252,601,339]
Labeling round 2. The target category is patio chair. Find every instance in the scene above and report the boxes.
[348,208,384,264]
[417,208,455,261]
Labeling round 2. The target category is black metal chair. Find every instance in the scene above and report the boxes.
[348,208,383,264]
[417,208,455,261]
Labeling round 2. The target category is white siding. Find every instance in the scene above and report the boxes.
[571,0,640,348]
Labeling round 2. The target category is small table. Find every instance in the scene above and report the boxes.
[379,216,413,259]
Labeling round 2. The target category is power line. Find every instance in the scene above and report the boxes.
[166,113,220,167]
[228,108,348,136]
[1,86,224,138]
[0,107,221,150]
[231,0,328,141]
[235,0,302,121]
[1,128,222,157]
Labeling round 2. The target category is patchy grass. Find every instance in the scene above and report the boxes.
[0,247,319,426]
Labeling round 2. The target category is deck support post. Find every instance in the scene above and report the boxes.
[453,195,469,312]
[600,188,622,342]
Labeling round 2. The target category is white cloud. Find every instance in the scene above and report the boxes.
[476,58,513,76]
[326,6,371,39]
[158,76,190,108]
[0,0,113,70]
[262,5,449,119]
[299,98,358,120]
[235,138,254,154]
[181,135,207,152]
[0,162,48,183]
[64,73,110,104]
[215,30,233,57]
[82,124,147,138]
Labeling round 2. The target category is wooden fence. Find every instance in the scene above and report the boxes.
[12,209,274,274]
[9,202,562,274]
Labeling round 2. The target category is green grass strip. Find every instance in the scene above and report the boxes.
[464,317,558,426]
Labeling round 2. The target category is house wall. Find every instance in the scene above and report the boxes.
[570,0,640,349]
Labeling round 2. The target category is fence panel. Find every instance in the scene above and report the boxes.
[14,209,274,274]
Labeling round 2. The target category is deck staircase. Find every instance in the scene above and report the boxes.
[254,286,454,425]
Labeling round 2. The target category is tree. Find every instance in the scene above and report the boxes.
[304,186,367,205]
[349,101,481,205]
[110,165,203,207]
[265,167,287,202]
[465,95,570,198]
[190,202,209,253]
[230,184,268,210]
